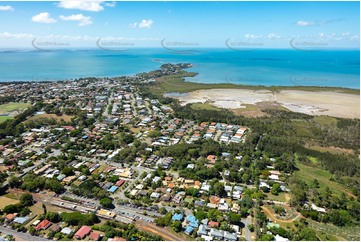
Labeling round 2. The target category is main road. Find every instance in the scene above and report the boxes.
[0,226,50,241]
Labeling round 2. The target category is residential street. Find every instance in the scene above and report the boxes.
[241,216,255,241]
[0,226,50,241]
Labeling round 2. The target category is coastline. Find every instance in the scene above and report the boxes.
[150,70,360,96]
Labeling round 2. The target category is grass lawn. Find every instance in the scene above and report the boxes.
[266,192,288,203]
[92,164,108,175]
[0,102,31,123]
[294,162,354,197]
[4,193,19,200]
[0,116,13,123]
[29,201,71,215]
[0,102,31,113]
[0,196,19,209]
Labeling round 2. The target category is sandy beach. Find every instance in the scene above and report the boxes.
[170,89,360,119]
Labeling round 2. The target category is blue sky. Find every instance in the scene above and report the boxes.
[0,1,359,49]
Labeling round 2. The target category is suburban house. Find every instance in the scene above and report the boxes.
[74,226,92,240]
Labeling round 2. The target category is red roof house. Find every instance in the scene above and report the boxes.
[35,219,52,231]
[4,213,17,223]
[116,179,125,187]
[74,226,92,239]
[208,221,220,228]
[89,232,101,241]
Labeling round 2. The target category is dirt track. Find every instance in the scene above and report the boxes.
[261,206,302,224]
[136,221,187,241]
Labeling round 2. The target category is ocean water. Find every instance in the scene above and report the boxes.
[0,48,359,89]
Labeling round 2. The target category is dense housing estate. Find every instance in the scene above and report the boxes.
[0,63,358,242]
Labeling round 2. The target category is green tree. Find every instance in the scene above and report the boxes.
[213,182,226,197]
[186,188,199,197]
[228,212,241,224]
[154,212,172,227]
[260,234,274,241]
[100,198,114,209]
[62,167,74,176]
[20,193,34,206]
[8,176,22,188]
[195,210,208,220]
[271,183,281,195]
[45,212,61,223]
[171,221,182,232]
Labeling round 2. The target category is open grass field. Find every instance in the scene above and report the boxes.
[0,102,31,123]
[29,201,71,215]
[0,196,19,209]
[266,192,288,203]
[29,113,74,122]
[0,102,31,113]
[294,162,354,197]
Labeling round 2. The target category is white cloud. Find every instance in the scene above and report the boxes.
[267,33,281,39]
[244,33,262,39]
[32,12,57,24]
[129,22,138,28]
[323,18,345,24]
[296,19,345,27]
[58,1,104,12]
[0,32,34,39]
[296,20,315,26]
[349,35,359,41]
[60,14,92,26]
[138,19,154,28]
[129,20,154,29]
[105,2,116,7]
[0,5,14,11]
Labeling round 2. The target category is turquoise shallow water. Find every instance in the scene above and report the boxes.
[0,48,359,88]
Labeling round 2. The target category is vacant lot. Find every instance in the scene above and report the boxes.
[29,113,74,122]
[266,192,288,203]
[0,196,19,209]
[29,201,70,215]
